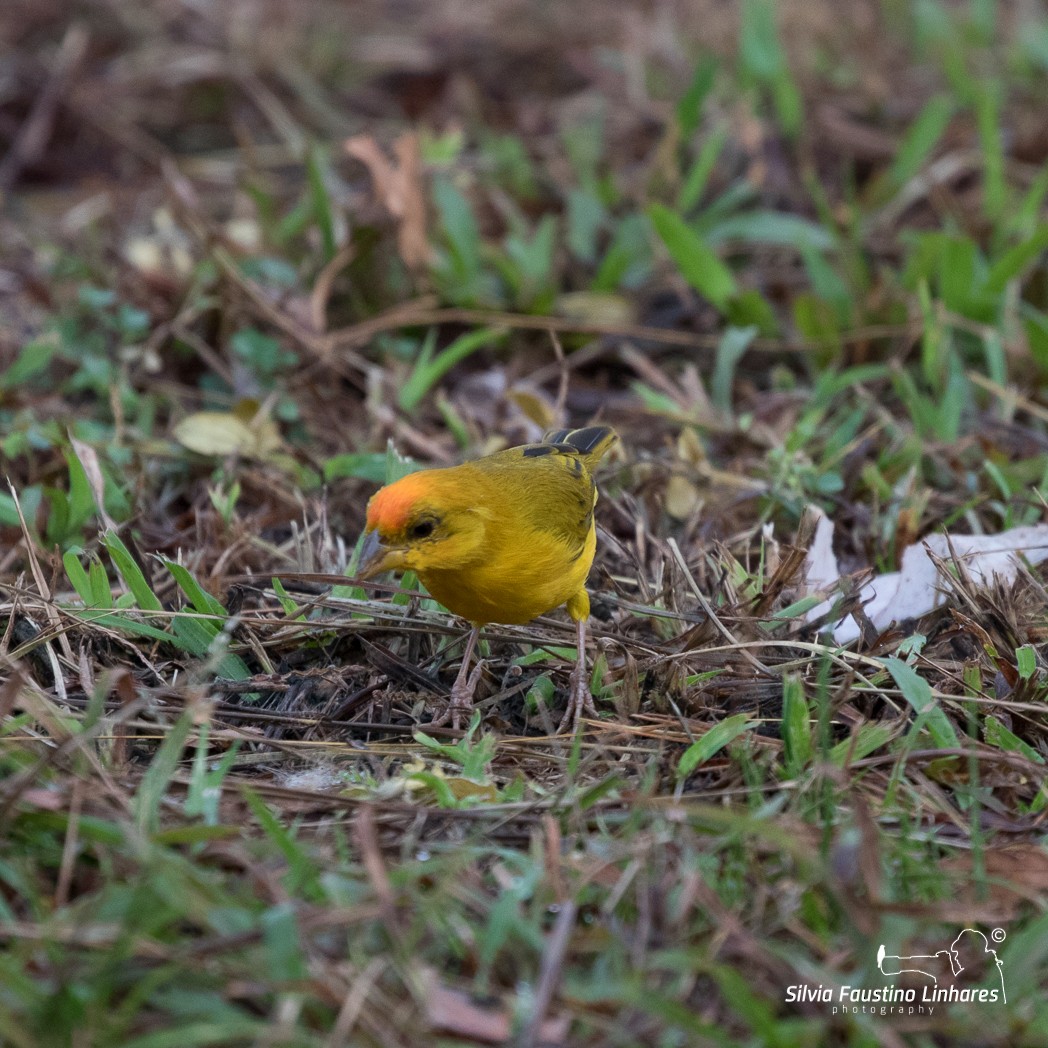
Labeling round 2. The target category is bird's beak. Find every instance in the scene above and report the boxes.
[357,529,399,579]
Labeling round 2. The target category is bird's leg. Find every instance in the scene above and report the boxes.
[558,618,599,734]
[430,626,483,730]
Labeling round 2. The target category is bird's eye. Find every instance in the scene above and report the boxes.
[410,520,435,539]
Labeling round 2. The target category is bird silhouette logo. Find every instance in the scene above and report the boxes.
[877,928,1007,1004]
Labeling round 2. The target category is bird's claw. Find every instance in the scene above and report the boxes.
[430,660,485,730]
[557,664,598,734]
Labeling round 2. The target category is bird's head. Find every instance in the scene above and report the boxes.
[357,469,489,579]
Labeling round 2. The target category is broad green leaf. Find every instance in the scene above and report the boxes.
[151,824,240,845]
[725,289,777,335]
[306,144,337,261]
[771,68,804,138]
[793,293,838,346]
[271,576,301,617]
[984,715,1043,764]
[0,490,20,527]
[170,614,218,655]
[261,903,307,981]
[433,176,481,279]
[65,609,173,645]
[324,451,410,484]
[593,213,653,291]
[566,187,605,263]
[0,337,57,390]
[1012,166,1048,237]
[173,411,281,459]
[985,225,1048,296]
[800,245,852,322]
[120,1020,267,1048]
[88,557,113,607]
[740,0,786,78]
[649,203,737,310]
[974,81,1005,220]
[705,211,835,252]
[781,674,812,774]
[170,610,250,682]
[1023,306,1048,372]
[762,594,825,625]
[1015,645,1038,681]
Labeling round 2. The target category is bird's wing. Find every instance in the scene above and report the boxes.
[541,425,617,467]
[476,435,604,552]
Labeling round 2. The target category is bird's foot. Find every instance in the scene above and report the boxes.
[556,664,599,734]
[429,660,485,730]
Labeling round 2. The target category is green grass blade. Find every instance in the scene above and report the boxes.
[649,203,737,311]
[164,561,228,617]
[102,532,162,611]
[134,711,193,835]
[884,657,960,749]
[398,326,507,412]
[884,94,955,194]
[781,673,812,776]
[678,713,757,776]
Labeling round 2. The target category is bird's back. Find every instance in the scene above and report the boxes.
[470,425,616,543]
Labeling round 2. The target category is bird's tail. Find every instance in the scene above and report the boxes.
[543,425,618,466]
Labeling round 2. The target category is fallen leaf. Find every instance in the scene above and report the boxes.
[507,387,556,431]
[804,509,1048,643]
[398,760,500,804]
[943,844,1048,913]
[18,788,66,811]
[554,290,635,327]
[676,426,707,467]
[223,217,261,252]
[665,474,700,520]
[345,132,430,270]
[392,133,429,270]
[123,207,194,280]
[423,973,569,1045]
[443,776,499,802]
[173,410,281,459]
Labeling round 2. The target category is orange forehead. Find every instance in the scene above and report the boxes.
[366,473,429,532]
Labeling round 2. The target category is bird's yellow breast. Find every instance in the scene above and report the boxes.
[417,520,596,625]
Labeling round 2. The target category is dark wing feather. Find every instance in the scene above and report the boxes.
[541,426,617,464]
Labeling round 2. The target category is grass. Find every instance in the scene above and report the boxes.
[3,0,1048,1044]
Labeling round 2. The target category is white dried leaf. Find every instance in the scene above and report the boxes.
[804,507,1048,643]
